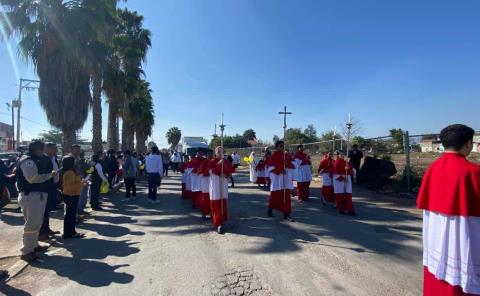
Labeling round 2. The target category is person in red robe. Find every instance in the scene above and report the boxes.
[189,151,203,209]
[266,141,295,222]
[293,145,312,201]
[318,152,335,207]
[179,159,187,199]
[198,150,213,219]
[255,159,267,187]
[332,151,356,216]
[417,124,480,296]
[209,147,234,234]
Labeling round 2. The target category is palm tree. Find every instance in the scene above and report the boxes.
[83,0,120,153]
[115,9,151,150]
[3,0,93,151]
[103,56,125,151]
[130,80,154,154]
[166,127,182,150]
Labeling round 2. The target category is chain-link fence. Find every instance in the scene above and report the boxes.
[223,131,480,193]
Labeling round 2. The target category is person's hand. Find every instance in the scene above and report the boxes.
[345,166,349,171]
[52,170,58,177]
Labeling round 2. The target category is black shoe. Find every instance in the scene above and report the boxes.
[34,245,49,252]
[202,215,208,220]
[217,225,225,234]
[92,207,104,211]
[0,270,8,280]
[267,208,273,217]
[20,252,38,263]
[284,214,295,222]
[348,212,358,216]
[339,211,347,215]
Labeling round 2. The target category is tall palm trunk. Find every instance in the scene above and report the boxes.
[107,100,119,150]
[62,128,76,155]
[91,70,103,153]
[121,99,135,151]
[135,130,147,154]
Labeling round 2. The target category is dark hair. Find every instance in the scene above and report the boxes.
[440,124,475,151]
[124,150,131,156]
[46,142,57,148]
[62,156,75,171]
[275,141,284,148]
[71,144,81,149]
[29,140,45,154]
[352,144,359,149]
[151,146,159,154]
[92,154,100,162]
[297,144,304,149]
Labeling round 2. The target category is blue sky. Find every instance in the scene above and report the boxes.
[1,0,479,146]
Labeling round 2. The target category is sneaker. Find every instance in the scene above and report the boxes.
[283,214,295,222]
[348,212,358,217]
[217,225,225,234]
[20,252,38,263]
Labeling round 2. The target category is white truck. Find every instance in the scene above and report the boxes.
[181,137,210,156]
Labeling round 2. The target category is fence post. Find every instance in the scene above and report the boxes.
[404,131,411,192]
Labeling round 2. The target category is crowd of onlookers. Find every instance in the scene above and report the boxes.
[0,141,186,272]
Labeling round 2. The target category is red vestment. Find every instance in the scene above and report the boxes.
[318,156,334,203]
[198,157,212,216]
[417,153,480,296]
[189,156,203,207]
[294,151,312,201]
[332,158,355,214]
[209,158,234,227]
[266,151,295,214]
[179,162,187,199]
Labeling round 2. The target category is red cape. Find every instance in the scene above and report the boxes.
[294,151,311,165]
[266,151,295,175]
[417,153,480,216]
[209,158,234,177]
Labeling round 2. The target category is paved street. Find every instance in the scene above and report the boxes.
[0,170,423,296]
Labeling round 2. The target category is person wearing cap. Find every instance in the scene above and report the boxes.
[38,142,61,240]
[16,141,58,262]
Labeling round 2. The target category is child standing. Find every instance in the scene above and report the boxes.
[62,156,85,239]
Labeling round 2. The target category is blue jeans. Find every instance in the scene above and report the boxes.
[147,173,161,201]
[77,185,89,212]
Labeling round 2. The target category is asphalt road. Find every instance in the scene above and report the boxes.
[0,169,423,296]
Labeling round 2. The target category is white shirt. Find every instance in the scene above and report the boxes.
[50,156,60,183]
[146,154,164,176]
[170,153,181,163]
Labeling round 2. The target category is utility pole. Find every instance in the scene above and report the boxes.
[15,78,40,146]
[6,102,14,150]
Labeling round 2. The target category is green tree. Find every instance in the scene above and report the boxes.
[131,80,154,153]
[38,129,63,144]
[116,9,151,150]
[84,0,121,153]
[304,124,318,141]
[166,127,182,150]
[352,136,373,150]
[389,128,405,150]
[242,129,256,141]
